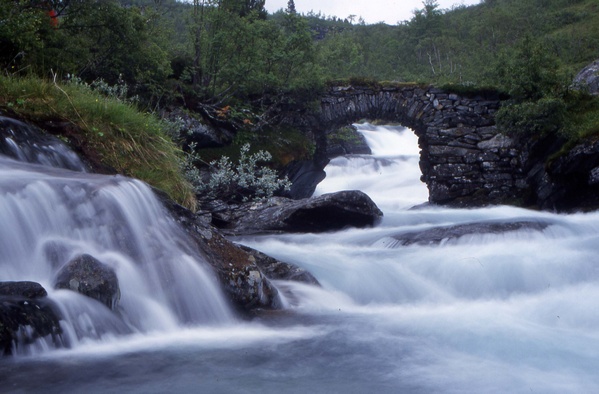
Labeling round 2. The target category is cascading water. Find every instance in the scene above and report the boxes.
[234,123,599,393]
[0,120,235,355]
[2,121,599,393]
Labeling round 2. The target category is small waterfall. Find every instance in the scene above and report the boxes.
[0,116,87,172]
[316,123,428,210]
[0,119,235,355]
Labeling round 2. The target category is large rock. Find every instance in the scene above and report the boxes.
[239,246,320,285]
[573,59,599,95]
[326,125,371,158]
[389,220,549,247]
[156,192,283,312]
[0,281,63,355]
[279,160,327,199]
[195,228,282,311]
[0,281,48,299]
[207,190,384,235]
[54,254,120,310]
[539,139,599,210]
[168,109,234,148]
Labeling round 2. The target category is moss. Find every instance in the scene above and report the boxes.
[438,83,509,99]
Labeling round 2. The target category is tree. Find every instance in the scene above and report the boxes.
[285,0,296,15]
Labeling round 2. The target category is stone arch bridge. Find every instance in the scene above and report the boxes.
[283,84,525,207]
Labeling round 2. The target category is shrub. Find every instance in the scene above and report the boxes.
[186,143,291,203]
[496,97,568,136]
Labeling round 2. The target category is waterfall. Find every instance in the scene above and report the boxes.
[315,123,428,210]
[0,122,234,355]
[3,119,599,393]
[0,116,87,172]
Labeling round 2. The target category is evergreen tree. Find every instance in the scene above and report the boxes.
[286,0,296,15]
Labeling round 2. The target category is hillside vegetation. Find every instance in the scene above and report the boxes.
[1,0,598,202]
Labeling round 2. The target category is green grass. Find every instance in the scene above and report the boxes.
[0,75,196,211]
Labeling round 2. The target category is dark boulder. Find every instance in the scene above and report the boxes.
[0,281,48,299]
[156,191,283,313]
[279,160,327,199]
[389,220,550,247]
[519,132,599,211]
[326,125,371,158]
[195,229,282,312]
[0,282,63,355]
[209,190,383,235]
[54,254,120,310]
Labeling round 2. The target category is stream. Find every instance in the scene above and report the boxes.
[1,122,599,393]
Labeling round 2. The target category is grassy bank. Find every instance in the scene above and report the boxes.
[0,75,196,210]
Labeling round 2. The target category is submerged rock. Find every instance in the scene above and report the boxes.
[0,281,63,355]
[54,254,120,310]
[239,246,320,286]
[389,220,550,246]
[0,116,87,171]
[208,190,383,236]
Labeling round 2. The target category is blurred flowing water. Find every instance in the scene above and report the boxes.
[2,121,599,393]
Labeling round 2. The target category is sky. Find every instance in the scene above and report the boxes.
[265,0,482,25]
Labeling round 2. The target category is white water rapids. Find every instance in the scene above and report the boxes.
[2,122,599,393]
[235,124,599,393]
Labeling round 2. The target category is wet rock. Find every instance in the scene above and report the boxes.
[156,192,283,312]
[197,230,282,311]
[168,109,234,148]
[239,246,320,285]
[0,281,48,299]
[326,125,372,158]
[0,116,87,171]
[209,190,383,235]
[54,254,120,310]
[389,220,550,246]
[279,160,327,199]
[0,282,63,355]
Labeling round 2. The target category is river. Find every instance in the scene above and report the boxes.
[2,122,599,393]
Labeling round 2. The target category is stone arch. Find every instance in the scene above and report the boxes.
[314,84,524,206]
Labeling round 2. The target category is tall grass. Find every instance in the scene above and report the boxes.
[0,75,196,210]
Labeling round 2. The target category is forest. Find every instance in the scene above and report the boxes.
[1,0,599,206]
[2,0,598,104]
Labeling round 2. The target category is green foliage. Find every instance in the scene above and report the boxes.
[0,0,45,70]
[184,0,323,102]
[493,36,565,102]
[496,98,568,136]
[306,0,599,86]
[0,75,196,210]
[187,143,291,203]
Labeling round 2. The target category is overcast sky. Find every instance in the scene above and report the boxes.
[265,0,481,25]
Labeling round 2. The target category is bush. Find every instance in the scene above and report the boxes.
[186,143,291,203]
[496,97,568,135]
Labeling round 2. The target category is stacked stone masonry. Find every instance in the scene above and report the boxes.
[314,85,525,206]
